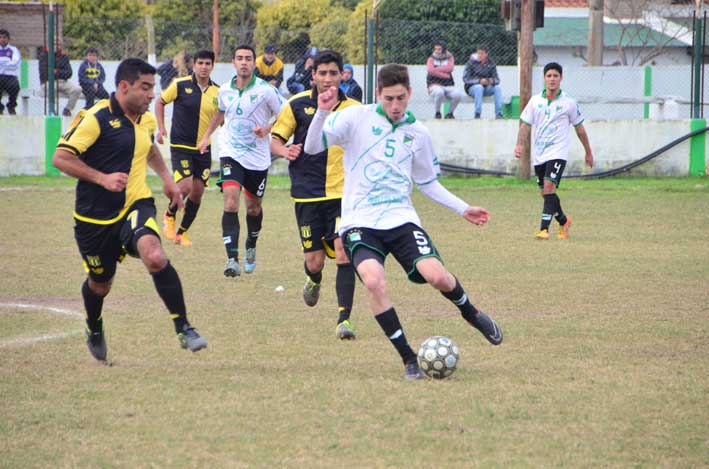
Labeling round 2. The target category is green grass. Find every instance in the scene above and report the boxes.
[0,176,707,467]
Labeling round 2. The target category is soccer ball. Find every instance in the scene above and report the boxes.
[417,336,459,379]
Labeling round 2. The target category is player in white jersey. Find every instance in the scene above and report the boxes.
[514,62,593,240]
[199,45,284,276]
[304,64,503,380]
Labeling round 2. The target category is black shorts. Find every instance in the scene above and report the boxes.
[535,159,567,188]
[218,157,268,199]
[294,199,341,258]
[342,223,441,284]
[170,146,211,185]
[73,198,160,282]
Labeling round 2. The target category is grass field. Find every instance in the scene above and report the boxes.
[1,175,707,467]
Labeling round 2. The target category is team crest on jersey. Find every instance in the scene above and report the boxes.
[109,119,121,129]
[304,107,316,115]
[185,87,193,94]
[371,126,382,136]
[403,134,414,146]
[555,105,562,112]
[250,95,258,103]
[348,230,362,242]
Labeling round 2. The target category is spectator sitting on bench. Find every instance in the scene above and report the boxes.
[463,46,503,119]
[426,40,463,119]
[38,43,82,117]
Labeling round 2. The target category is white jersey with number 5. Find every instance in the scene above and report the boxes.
[519,90,584,166]
[217,75,284,170]
[320,104,440,235]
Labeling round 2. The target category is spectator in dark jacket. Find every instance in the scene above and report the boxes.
[463,46,503,119]
[339,63,362,102]
[38,45,82,116]
[78,47,109,109]
[286,47,318,95]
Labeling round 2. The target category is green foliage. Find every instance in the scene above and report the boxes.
[377,19,517,65]
[63,0,146,60]
[151,0,260,62]
[309,7,351,61]
[378,0,503,24]
[330,0,360,8]
[344,0,368,64]
[254,0,333,62]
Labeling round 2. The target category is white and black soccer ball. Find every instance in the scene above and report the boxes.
[417,336,459,379]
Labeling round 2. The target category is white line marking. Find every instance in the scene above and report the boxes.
[0,302,83,348]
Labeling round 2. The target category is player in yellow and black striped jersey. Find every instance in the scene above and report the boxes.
[52,58,207,362]
[270,50,360,340]
[156,50,219,247]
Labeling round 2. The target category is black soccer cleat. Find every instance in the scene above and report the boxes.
[178,325,208,352]
[470,311,503,345]
[86,328,108,362]
[404,359,425,380]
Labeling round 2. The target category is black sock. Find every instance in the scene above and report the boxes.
[166,202,178,218]
[541,194,556,230]
[150,261,188,333]
[375,307,416,364]
[245,209,263,250]
[82,279,104,333]
[304,262,322,284]
[177,198,200,235]
[335,263,355,323]
[552,193,567,225]
[441,277,479,323]
[222,211,240,260]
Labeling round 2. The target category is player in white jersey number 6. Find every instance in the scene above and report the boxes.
[304,63,503,380]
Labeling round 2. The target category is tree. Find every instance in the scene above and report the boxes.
[63,0,146,60]
[254,0,333,62]
[151,0,260,62]
[605,0,692,65]
[309,7,352,61]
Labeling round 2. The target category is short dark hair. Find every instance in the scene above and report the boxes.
[377,64,410,90]
[194,49,215,63]
[313,49,343,72]
[115,58,156,87]
[0,29,9,37]
[477,45,489,52]
[544,62,563,76]
[86,47,98,55]
[233,44,256,60]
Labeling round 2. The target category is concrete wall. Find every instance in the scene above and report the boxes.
[0,115,703,177]
[17,61,703,120]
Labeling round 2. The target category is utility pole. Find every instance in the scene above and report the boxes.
[587,0,604,66]
[518,0,534,179]
[213,0,220,59]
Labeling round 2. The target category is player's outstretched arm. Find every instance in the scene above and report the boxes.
[197,111,224,154]
[574,124,594,167]
[417,180,487,223]
[52,149,127,192]
[514,122,531,159]
[148,144,184,210]
[462,206,490,226]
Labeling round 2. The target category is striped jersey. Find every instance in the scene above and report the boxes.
[56,94,156,224]
[520,89,584,165]
[217,75,284,170]
[319,103,441,234]
[160,74,219,151]
[272,88,360,202]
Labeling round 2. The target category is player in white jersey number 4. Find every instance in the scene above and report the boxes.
[514,62,593,240]
[304,64,503,380]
